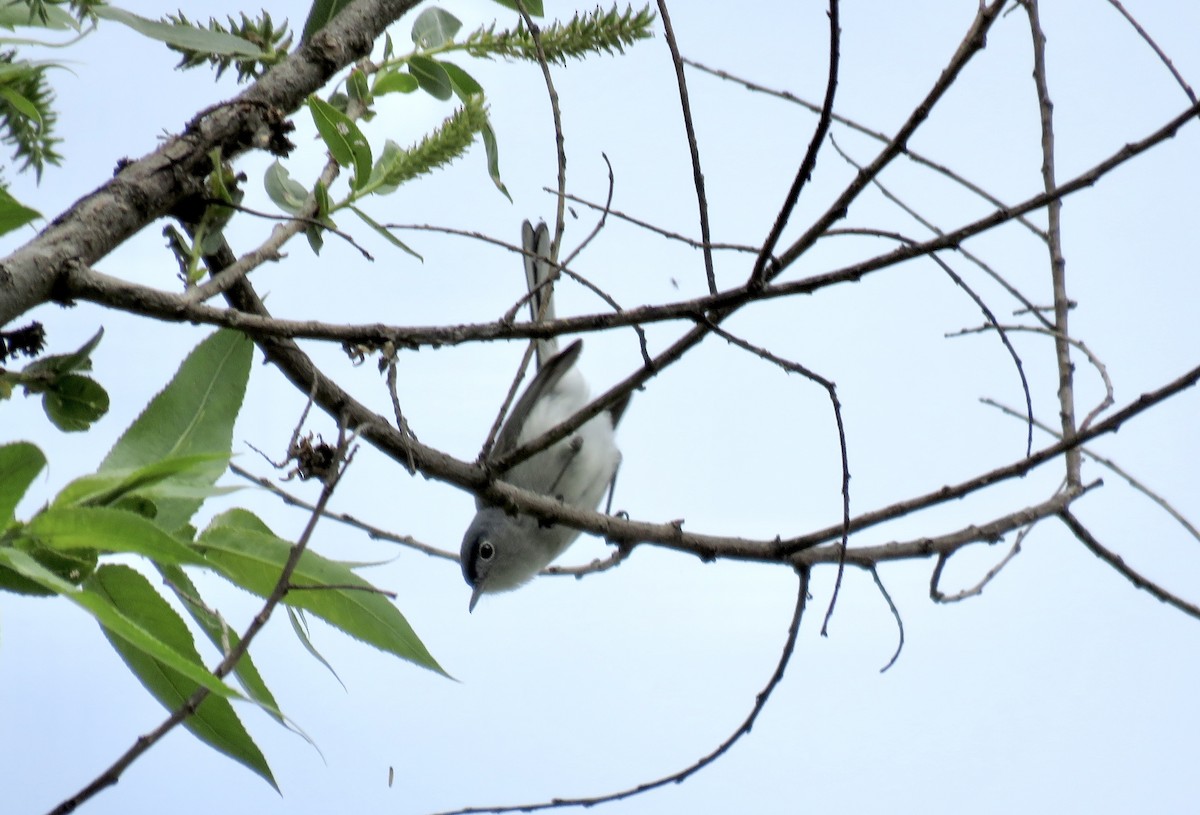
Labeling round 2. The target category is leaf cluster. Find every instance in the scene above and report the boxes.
[464,3,656,64]
[0,327,108,431]
[0,50,61,179]
[164,10,292,82]
[0,330,444,788]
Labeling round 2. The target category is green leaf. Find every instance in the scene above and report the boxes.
[94,7,265,58]
[408,55,452,101]
[89,564,277,789]
[411,7,462,50]
[440,61,482,98]
[0,3,79,30]
[157,564,296,732]
[198,510,446,676]
[373,69,418,96]
[22,327,103,378]
[286,606,345,689]
[29,506,205,566]
[43,373,109,432]
[489,0,545,15]
[307,95,372,190]
[53,453,232,510]
[349,206,422,261]
[300,0,353,43]
[480,121,510,201]
[0,185,40,236]
[264,160,309,215]
[0,548,241,700]
[99,330,252,533]
[0,441,45,525]
[0,85,42,125]
[346,68,371,108]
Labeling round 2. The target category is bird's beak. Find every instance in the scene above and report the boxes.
[468,584,484,613]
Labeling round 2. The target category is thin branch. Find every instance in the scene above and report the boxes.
[431,568,811,815]
[930,521,1034,602]
[515,0,567,251]
[1060,510,1200,621]
[982,398,1200,547]
[1023,0,1080,487]
[62,93,1200,355]
[700,320,851,636]
[827,134,1054,332]
[954,324,1113,432]
[751,0,840,287]
[682,57,1050,242]
[656,0,717,294]
[48,426,356,815]
[1105,0,1197,103]
[546,189,761,253]
[866,566,904,673]
[231,461,460,562]
[773,0,1008,274]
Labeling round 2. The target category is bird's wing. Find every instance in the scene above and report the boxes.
[490,339,584,466]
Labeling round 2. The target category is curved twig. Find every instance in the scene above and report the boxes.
[430,568,811,815]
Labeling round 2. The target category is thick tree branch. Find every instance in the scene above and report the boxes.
[0,0,421,327]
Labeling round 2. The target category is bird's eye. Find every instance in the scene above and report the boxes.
[478,541,495,561]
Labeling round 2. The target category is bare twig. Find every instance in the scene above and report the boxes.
[655,0,717,294]
[544,190,761,253]
[699,321,851,635]
[867,566,904,673]
[682,57,1050,242]
[430,568,811,815]
[930,522,1034,602]
[982,398,1200,547]
[1105,0,1197,103]
[1060,510,1200,621]
[1023,0,1080,487]
[751,0,840,287]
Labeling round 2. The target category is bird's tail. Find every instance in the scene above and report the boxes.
[521,220,558,368]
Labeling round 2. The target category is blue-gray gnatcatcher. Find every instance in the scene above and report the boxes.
[460,221,627,612]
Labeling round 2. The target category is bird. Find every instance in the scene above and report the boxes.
[460,220,627,612]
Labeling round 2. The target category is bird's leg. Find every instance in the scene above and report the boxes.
[537,435,584,528]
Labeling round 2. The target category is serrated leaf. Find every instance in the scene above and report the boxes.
[0,3,79,30]
[286,606,345,689]
[307,95,372,190]
[350,206,422,261]
[29,506,205,566]
[157,564,300,737]
[301,0,353,43]
[0,185,40,236]
[52,453,230,509]
[198,509,446,676]
[264,160,309,215]
[99,330,252,533]
[411,7,462,50]
[0,548,241,699]
[408,55,452,101]
[89,564,277,789]
[0,441,45,524]
[94,7,265,57]
[43,373,109,432]
[373,69,418,96]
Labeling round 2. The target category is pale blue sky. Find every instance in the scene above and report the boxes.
[3,2,1199,813]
